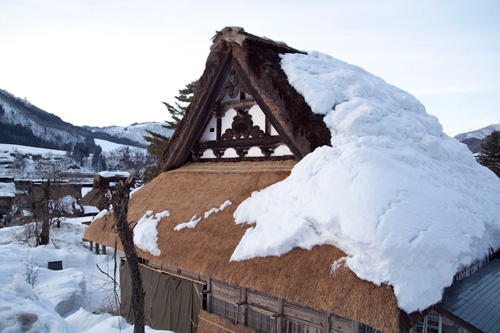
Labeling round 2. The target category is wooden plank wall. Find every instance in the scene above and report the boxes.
[142,261,361,333]
[209,279,354,333]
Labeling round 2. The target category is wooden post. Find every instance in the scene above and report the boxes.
[241,287,247,325]
[352,321,359,333]
[95,243,100,254]
[89,241,93,251]
[324,312,330,333]
[102,246,107,254]
[207,278,212,313]
[277,298,284,333]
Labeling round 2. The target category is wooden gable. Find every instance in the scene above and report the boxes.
[192,67,294,161]
[155,27,331,175]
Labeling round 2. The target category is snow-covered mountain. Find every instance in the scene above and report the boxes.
[454,124,500,141]
[0,89,95,151]
[84,122,174,146]
[0,88,149,151]
[454,124,500,154]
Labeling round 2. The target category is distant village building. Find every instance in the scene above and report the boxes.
[0,177,15,223]
[83,27,500,333]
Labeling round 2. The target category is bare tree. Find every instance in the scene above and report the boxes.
[106,174,145,333]
[28,160,64,246]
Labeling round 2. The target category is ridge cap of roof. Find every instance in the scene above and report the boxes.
[211,26,247,49]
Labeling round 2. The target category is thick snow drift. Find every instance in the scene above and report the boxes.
[231,51,500,313]
[0,218,164,332]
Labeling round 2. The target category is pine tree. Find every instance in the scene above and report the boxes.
[142,80,197,183]
[478,131,500,177]
[143,129,170,160]
[143,80,198,160]
[162,80,197,130]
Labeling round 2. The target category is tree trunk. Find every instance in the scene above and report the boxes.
[110,176,145,333]
[39,180,51,245]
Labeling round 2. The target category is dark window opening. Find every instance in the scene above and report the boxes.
[211,297,237,323]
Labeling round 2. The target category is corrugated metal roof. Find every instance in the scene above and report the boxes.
[440,258,500,332]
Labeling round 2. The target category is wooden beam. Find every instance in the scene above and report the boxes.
[231,59,304,159]
[277,298,284,333]
[197,136,282,150]
[171,51,234,170]
[325,312,331,333]
[241,287,248,326]
[207,278,212,313]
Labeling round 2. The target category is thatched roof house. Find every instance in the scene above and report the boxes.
[83,27,500,333]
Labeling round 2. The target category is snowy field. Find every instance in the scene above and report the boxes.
[93,139,139,153]
[0,143,67,157]
[0,218,162,332]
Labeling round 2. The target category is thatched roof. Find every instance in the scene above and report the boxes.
[155,27,331,175]
[83,161,408,332]
[79,187,100,207]
[82,27,427,331]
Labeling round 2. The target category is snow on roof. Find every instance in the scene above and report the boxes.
[0,182,15,198]
[231,51,500,313]
[98,171,130,178]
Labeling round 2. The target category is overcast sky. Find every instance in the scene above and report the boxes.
[1,0,499,137]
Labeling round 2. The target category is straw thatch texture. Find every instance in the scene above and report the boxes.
[83,161,401,332]
[198,310,255,333]
[79,187,100,206]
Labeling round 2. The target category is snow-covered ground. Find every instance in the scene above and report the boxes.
[0,140,149,180]
[231,51,500,313]
[94,139,141,154]
[0,143,67,157]
[0,218,163,332]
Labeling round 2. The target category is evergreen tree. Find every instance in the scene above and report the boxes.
[478,131,500,177]
[142,80,197,183]
[162,80,197,130]
[143,80,197,160]
[72,142,90,166]
[91,151,107,172]
[143,129,171,160]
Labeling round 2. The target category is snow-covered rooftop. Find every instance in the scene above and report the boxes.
[231,51,500,313]
[0,182,16,198]
[98,171,130,178]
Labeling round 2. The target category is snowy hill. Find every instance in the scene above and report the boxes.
[84,122,174,147]
[0,88,146,152]
[453,124,500,153]
[0,89,93,151]
[454,124,500,141]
